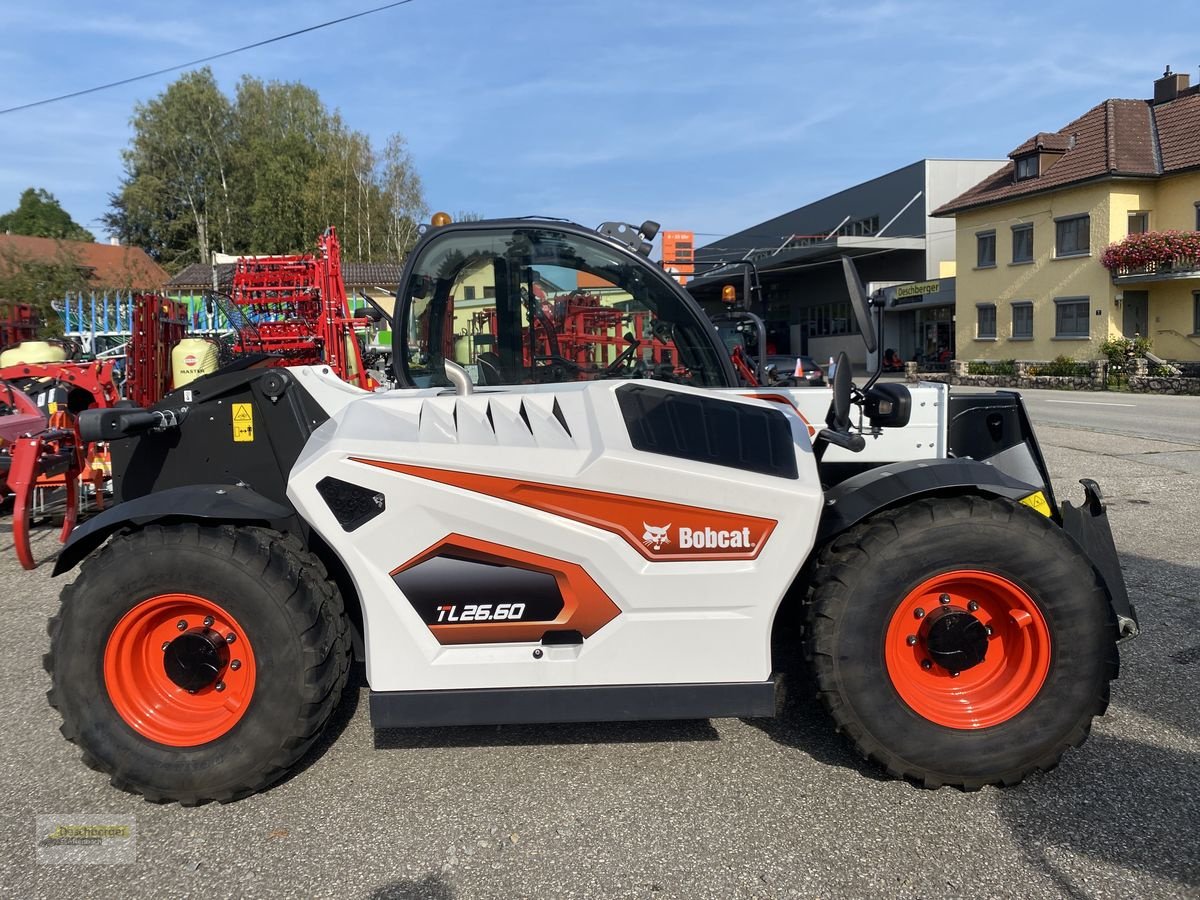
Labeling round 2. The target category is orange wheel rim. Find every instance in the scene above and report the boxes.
[884,570,1051,729]
[103,594,256,747]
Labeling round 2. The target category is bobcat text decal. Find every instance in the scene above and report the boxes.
[354,459,777,562]
[643,524,757,553]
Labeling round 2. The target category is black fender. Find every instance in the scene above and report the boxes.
[817,458,1044,543]
[53,484,294,576]
[1060,479,1139,640]
[816,459,1139,642]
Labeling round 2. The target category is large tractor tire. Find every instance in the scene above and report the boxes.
[45,523,350,804]
[804,494,1118,789]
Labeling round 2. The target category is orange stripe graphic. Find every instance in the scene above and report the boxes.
[352,459,776,561]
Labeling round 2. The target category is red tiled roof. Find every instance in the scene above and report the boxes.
[1008,131,1073,157]
[0,234,169,289]
[934,89,1200,216]
[1154,91,1200,171]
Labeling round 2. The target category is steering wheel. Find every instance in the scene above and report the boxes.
[598,332,642,378]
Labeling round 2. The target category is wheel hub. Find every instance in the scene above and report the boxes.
[918,606,989,673]
[163,627,230,692]
[885,571,1052,729]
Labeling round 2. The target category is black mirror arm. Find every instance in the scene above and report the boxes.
[813,427,867,461]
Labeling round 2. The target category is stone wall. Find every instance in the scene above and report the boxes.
[905,360,1105,390]
[1128,376,1200,395]
[905,357,1200,393]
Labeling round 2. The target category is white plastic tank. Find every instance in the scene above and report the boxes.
[172,338,219,388]
[0,341,67,367]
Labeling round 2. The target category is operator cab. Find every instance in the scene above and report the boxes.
[394,219,734,390]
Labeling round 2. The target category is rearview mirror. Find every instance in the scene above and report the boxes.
[841,256,877,354]
[863,383,911,428]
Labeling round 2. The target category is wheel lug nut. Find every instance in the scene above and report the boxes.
[967,601,979,612]
[950,671,960,678]
[985,625,994,636]
[921,659,932,670]
[939,593,951,605]
[906,635,917,646]
[914,608,926,619]
[203,616,214,627]
[225,633,236,644]
[215,681,225,692]
[176,620,187,631]
[230,660,241,671]
[161,641,170,651]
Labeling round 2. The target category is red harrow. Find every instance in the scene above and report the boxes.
[2,229,379,567]
[223,227,374,390]
[0,295,184,568]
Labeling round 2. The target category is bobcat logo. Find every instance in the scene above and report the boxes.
[642,522,671,551]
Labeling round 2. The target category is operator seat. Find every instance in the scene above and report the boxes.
[475,352,507,386]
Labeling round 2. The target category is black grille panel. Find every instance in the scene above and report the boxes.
[617,384,798,479]
[316,476,385,531]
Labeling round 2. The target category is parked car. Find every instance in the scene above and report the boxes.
[764,354,825,386]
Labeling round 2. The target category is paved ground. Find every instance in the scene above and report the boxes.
[1,400,1197,899]
[949,384,1200,449]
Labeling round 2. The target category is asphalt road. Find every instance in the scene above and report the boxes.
[952,384,1200,449]
[1,404,1197,899]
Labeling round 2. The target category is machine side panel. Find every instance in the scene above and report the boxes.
[288,381,823,692]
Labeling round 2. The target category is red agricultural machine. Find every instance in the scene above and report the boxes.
[0,295,183,568]
[219,227,375,390]
[1,226,379,568]
[1,302,38,348]
[467,289,682,381]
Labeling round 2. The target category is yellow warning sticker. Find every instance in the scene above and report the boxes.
[1020,490,1052,517]
[232,402,254,442]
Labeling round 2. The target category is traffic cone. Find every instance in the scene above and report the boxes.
[793,357,804,378]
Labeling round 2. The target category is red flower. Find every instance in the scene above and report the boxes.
[1102,230,1200,271]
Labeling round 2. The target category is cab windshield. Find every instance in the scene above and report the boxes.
[398,225,727,388]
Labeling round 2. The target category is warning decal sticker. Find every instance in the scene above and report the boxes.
[232,402,254,442]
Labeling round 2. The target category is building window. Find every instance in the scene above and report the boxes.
[976,231,996,268]
[1128,212,1149,234]
[1194,292,1200,335]
[1015,155,1039,180]
[1011,224,1033,263]
[1055,215,1090,258]
[1195,202,1199,230]
[462,285,476,300]
[1012,302,1034,339]
[1054,297,1090,338]
[483,286,496,299]
[803,301,860,337]
[977,303,997,339]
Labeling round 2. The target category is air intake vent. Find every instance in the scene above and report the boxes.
[316,476,385,531]
[617,384,798,479]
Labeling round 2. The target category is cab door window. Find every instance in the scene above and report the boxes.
[400,226,725,388]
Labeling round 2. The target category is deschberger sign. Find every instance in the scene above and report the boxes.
[895,280,941,299]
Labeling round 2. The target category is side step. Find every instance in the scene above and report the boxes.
[370,678,779,728]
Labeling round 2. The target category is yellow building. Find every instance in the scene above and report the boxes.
[934,68,1200,362]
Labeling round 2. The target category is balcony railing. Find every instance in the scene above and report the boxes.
[1103,231,1200,282]
[1110,255,1200,281]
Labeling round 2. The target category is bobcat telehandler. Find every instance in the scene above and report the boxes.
[44,216,1137,804]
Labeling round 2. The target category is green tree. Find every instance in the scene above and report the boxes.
[0,188,95,242]
[0,244,89,333]
[103,69,234,270]
[106,69,426,269]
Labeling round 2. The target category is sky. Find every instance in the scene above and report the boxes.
[0,0,1197,250]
